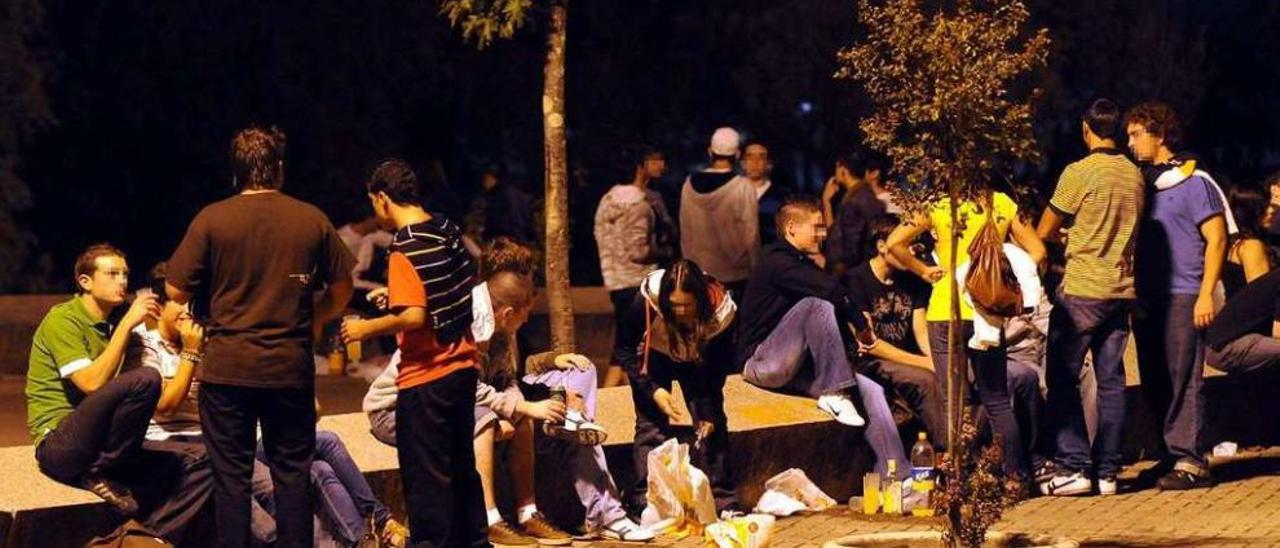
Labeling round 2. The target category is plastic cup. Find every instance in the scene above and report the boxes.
[328,348,345,376]
[343,314,362,363]
[862,473,881,515]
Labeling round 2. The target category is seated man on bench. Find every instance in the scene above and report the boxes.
[128,262,408,547]
[26,244,212,543]
[737,196,909,482]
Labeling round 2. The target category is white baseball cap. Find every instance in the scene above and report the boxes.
[709,127,741,156]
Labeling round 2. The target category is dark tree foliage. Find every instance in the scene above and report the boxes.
[0,0,54,292]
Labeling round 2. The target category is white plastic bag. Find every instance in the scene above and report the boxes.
[641,438,718,533]
[752,468,835,516]
[705,514,777,548]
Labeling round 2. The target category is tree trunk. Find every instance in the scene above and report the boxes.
[945,184,964,547]
[541,1,574,352]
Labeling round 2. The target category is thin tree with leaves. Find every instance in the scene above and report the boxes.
[838,0,1049,544]
[440,0,575,352]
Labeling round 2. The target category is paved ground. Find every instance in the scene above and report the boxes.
[581,449,1280,547]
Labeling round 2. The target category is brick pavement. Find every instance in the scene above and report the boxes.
[576,449,1280,547]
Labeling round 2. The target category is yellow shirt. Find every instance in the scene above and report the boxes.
[925,192,1019,322]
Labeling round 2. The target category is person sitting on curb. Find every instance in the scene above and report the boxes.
[844,215,946,446]
[360,238,650,543]
[26,244,212,544]
[130,262,409,547]
[736,196,912,484]
[1205,267,1280,376]
[737,195,876,426]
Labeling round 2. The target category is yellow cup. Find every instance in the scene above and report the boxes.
[862,473,881,515]
[342,315,363,364]
[328,349,345,376]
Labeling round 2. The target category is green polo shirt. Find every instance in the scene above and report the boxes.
[26,297,115,446]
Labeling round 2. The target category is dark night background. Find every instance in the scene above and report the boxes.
[3,0,1280,292]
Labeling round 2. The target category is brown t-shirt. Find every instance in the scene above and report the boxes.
[167,192,354,388]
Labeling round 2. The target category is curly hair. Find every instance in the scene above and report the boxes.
[1124,102,1183,150]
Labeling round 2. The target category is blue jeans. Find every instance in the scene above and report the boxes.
[256,431,391,546]
[1207,333,1280,375]
[855,373,909,481]
[1045,293,1130,478]
[1006,359,1046,471]
[743,297,857,397]
[1133,294,1207,473]
[928,321,1026,479]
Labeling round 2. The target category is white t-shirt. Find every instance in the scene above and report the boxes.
[130,325,202,440]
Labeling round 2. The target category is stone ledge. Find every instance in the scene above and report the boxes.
[0,376,875,547]
[3,366,1278,547]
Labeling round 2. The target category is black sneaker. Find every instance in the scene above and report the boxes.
[1135,459,1174,489]
[1156,469,1213,491]
[81,475,139,516]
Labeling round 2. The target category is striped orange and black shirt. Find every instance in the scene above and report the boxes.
[388,217,478,391]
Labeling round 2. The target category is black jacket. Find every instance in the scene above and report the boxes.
[736,240,869,367]
[612,288,734,421]
[826,183,885,276]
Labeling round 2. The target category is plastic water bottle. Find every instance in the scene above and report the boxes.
[910,432,936,482]
[883,459,903,515]
[909,432,936,516]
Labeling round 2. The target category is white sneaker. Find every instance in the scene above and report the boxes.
[1097,477,1117,496]
[544,409,609,446]
[600,517,654,542]
[817,394,865,427]
[1039,472,1092,496]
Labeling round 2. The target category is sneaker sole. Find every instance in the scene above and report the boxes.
[1157,480,1213,491]
[1040,481,1091,497]
[533,538,573,546]
[601,531,655,543]
[576,427,607,446]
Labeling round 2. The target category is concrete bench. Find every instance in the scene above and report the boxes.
[0,375,877,547]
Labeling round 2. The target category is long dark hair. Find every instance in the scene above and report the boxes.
[1228,183,1268,241]
[657,260,715,360]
